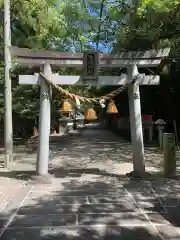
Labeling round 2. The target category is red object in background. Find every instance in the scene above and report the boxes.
[33,127,38,136]
[142,115,152,122]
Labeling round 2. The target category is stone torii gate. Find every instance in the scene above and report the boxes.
[10,46,170,182]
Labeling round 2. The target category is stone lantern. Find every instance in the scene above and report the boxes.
[58,115,73,136]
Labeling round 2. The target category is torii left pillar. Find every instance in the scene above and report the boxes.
[32,63,52,183]
[127,64,147,178]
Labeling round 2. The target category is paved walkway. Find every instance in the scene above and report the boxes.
[7,124,174,174]
[0,125,180,239]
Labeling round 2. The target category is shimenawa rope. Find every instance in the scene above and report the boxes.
[39,72,140,104]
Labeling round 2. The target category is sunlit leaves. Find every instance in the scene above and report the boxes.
[1,0,180,118]
[113,0,180,51]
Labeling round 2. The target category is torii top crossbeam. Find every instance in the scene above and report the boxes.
[10,46,170,68]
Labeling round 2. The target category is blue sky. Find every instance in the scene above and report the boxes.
[88,42,111,52]
[87,6,111,52]
[55,2,112,52]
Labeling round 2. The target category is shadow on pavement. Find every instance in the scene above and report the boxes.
[0,168,127,181]
[156,196,180,227]
[0,177,180,239]
[1,180,165,240]
[0,127,180,238]
[2,127,174,177]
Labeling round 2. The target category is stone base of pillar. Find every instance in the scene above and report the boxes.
[126,170,152,180]
[29,174,53,184]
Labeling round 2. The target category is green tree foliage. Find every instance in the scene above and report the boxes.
[113,0,180,52]
[0,0,100,119]
[1,0,180,121]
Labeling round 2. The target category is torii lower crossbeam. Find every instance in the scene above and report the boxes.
[19,74,160,85]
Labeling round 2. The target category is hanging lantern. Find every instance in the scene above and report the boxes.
[61,100,73,112]
[107,100,118,114]
[84,108,97,120]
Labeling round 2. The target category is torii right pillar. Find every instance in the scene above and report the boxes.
[127,64,146,178]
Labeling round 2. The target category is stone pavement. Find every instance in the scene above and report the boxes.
[0,176,180,239]
[7,124,176,175]
[0,126,180,239]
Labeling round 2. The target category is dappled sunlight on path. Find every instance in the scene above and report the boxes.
[5,126,174,176]
[0,175,180,239]
[0,126,180,238]
[51,128,166,176]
